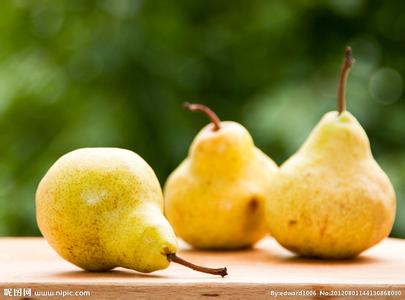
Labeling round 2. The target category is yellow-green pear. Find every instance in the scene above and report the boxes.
[36,148,227,276]
[164,103,278,249]
[266,47,396,258]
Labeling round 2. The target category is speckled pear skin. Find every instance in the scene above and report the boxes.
[164,121,278,249]
[266,111,396,258]
[36,148,178,273]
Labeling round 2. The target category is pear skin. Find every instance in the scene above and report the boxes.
[265,47,396,258]
[164,104,278,250]
[36,148,227,276]
[266,112,396,258]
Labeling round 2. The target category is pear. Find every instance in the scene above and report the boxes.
[265,47,396,258]
[164,103,278,249]
[36,148,227,276]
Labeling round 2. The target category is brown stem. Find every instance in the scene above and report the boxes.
[183,102,221,131]
[166,252,228,277]
[337,46,355,114]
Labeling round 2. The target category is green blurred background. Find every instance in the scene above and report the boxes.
[0,0,404,237]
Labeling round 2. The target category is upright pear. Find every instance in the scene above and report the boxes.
[164,103,278,249]
[36,148,227,276]
[265,47,396,258]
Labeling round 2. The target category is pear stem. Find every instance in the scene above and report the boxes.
[337,46,355,114]
[166,253,228,277]
[183,102,221,131]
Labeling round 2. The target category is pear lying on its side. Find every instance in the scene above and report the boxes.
[265,47,396,258]
[36,148,227,276]
[164,103,278,250]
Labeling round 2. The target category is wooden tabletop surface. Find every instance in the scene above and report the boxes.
[0,237,404,299]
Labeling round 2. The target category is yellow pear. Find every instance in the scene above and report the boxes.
[36,148,227,276]
[266,47,396,258]
[164,103,278,249]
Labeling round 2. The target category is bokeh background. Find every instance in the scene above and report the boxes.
[0,0,404,237]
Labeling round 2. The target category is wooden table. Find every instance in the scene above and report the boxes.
[0,237,404,299]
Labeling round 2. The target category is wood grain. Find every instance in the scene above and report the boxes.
[0,237,404,299]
